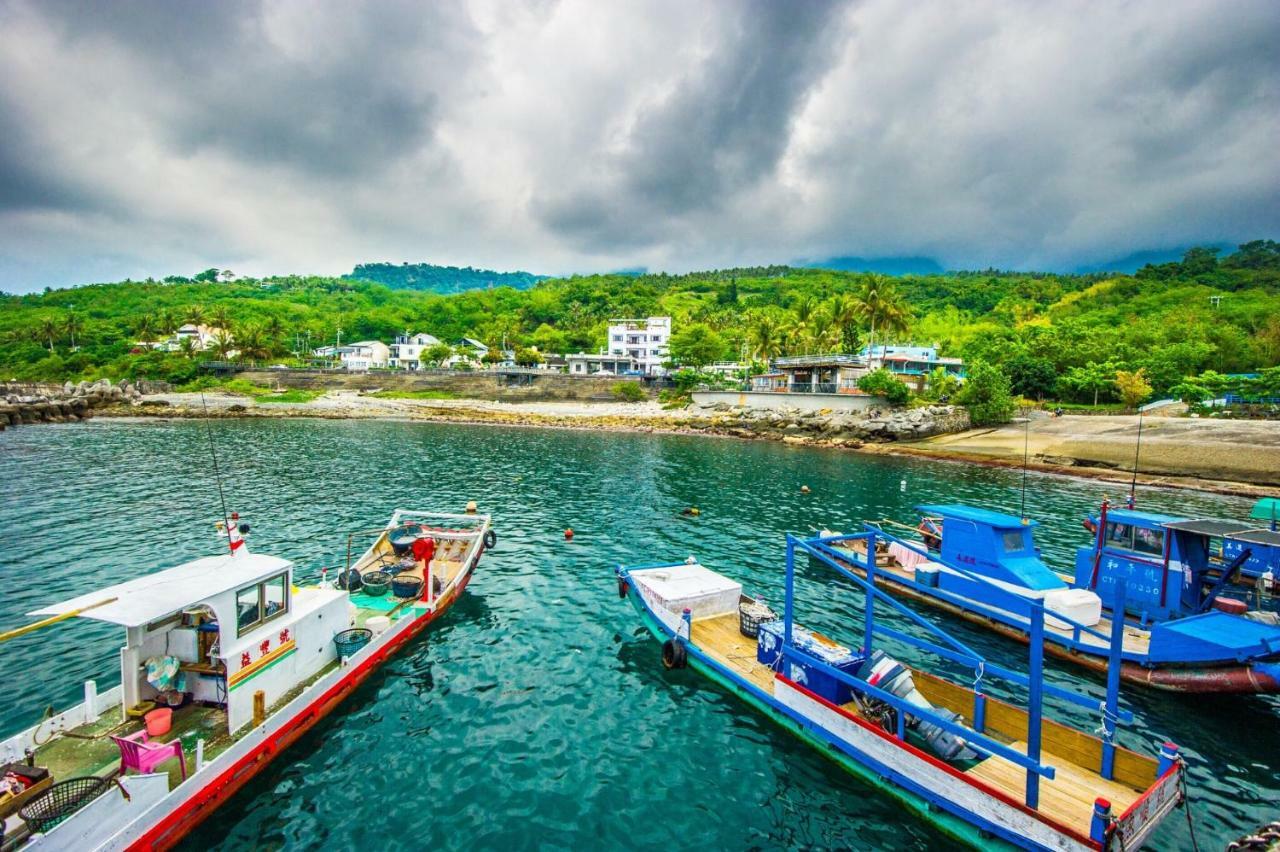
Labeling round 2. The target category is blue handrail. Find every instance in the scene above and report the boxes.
[789,530,1132,811]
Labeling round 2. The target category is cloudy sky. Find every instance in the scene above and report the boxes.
[1,0,1277,292]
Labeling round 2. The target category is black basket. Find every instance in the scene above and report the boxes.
[20,776,110,834]
[739,600,777,639]
[391,576,423,599]
[362,571,391,596]
[333,628,373,657]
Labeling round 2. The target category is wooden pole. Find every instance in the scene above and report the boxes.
[0,597,118,644]
[253,690,266,728]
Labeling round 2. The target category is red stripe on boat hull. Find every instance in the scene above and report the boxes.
[129,561,478,851]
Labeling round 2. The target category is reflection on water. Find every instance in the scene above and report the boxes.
[0,419,1272,850]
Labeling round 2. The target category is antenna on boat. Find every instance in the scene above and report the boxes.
[1127,406,1144,510]
[1019,410,1031,523]
[200,391,235,554]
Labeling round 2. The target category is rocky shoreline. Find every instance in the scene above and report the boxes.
[0,379,156,427]
[5,385,1272,497]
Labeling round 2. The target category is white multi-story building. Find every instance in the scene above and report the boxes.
[607,316,671,376]
[389,332,442,370]
[337,341,390,371]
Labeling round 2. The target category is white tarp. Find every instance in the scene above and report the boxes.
[630,564,742,620]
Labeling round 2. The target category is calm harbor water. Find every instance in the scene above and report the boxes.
[0,418,1275,850]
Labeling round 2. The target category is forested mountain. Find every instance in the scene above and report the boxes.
[2,241,1278,405]
[346,262,544,293]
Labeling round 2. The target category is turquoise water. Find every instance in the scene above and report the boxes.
[0,419,1275,850]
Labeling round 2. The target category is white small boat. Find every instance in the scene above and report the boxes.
[0,508,493,850]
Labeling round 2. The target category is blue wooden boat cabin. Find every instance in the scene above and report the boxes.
[822,503,1280,693]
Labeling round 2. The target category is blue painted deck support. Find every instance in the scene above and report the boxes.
[864,529,877,657]
[1101,580,1126,781]
[1025,603,1044,810]
[788,534,1060,784]
[784,537,796,648]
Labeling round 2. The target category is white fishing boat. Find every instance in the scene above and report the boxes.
[0,508,494,850]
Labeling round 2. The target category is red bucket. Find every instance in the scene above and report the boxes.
[144,707,172,737]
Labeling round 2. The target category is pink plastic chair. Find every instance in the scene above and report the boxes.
[110,730,186,780]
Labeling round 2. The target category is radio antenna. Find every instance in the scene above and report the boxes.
[1020,412,1031,523]
[200,391,234,552]
[1127,407,1144,509]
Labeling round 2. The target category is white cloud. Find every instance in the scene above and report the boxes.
[0,0,1276,291]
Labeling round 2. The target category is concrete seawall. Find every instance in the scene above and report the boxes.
[239,369,642,402]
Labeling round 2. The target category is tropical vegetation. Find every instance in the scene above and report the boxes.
[1,242,1277,415]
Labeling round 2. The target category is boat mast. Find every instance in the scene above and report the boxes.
[200,391,235,554]
[1127,407,1144,509]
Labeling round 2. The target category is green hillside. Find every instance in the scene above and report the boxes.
[2,242,1277,405]
[346,262,544,293]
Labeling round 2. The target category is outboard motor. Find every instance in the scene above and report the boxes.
[861,650,978,763]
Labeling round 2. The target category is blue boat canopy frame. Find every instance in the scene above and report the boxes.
[788,529,1136,811]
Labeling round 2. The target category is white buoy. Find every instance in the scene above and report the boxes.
[900,479,907,492]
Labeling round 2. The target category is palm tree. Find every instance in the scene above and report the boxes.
[854,274,912,357]
[38,317,59,352]
[156,308,178,337]
[807,305,839,354]
[747,314,784,362]
[210,329,235,361]
[186,304,206,326]
[134,314,156,347]
[63,312,84,350]
[263,315,285,353]
[210,305,233,334]
[829,293,861,353]
[235,324,269,364]
[178,336,198,359]
[784,296,819,354]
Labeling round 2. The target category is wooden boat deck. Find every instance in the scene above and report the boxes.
[354,534,470,589]
[966,742,1141,837]
[691,613,779,693]
[835,542,1152,655]
[687,605,1154,840]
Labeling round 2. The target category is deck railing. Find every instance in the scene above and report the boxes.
[787,531,1132,810]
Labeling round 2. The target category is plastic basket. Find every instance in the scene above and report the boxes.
[362,571,391,596]
[20,776,110,834]
[391,576,423,599]
[738,599,778,639]
[333,628,373,658]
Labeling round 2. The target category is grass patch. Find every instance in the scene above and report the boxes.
[368,389,459,400]
[255,389,320,404]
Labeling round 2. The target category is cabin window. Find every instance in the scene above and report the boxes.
[1001,531,1025,552]
[236,573,290,636]
[236,586,262,633]
[1105,523,1133,549]
[1133,527,1164,556]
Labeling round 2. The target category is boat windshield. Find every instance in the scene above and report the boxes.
[1000,530,1025,552]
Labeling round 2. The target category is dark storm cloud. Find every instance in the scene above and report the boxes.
[26,0,476,178]
[534,0,852,251]
[0,0,1277,291]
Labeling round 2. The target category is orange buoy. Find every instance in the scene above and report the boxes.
[800,485,811,494]
[564,528,574,540]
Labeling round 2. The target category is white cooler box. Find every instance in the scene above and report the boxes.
[630,565,742,620]
[1043,587,1103,629]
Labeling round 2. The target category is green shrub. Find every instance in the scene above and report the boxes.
[857,368,911,405]
[612,381,647,402]
[956,361,1016,425]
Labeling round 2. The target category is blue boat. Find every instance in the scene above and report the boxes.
[616,534,1189,850]
[1080,497,1280,610]
[821,502,1280,693]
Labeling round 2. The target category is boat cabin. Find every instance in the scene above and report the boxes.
[30,552,349,735]
[1074,505,1280,622]
[916,504,1065,605]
